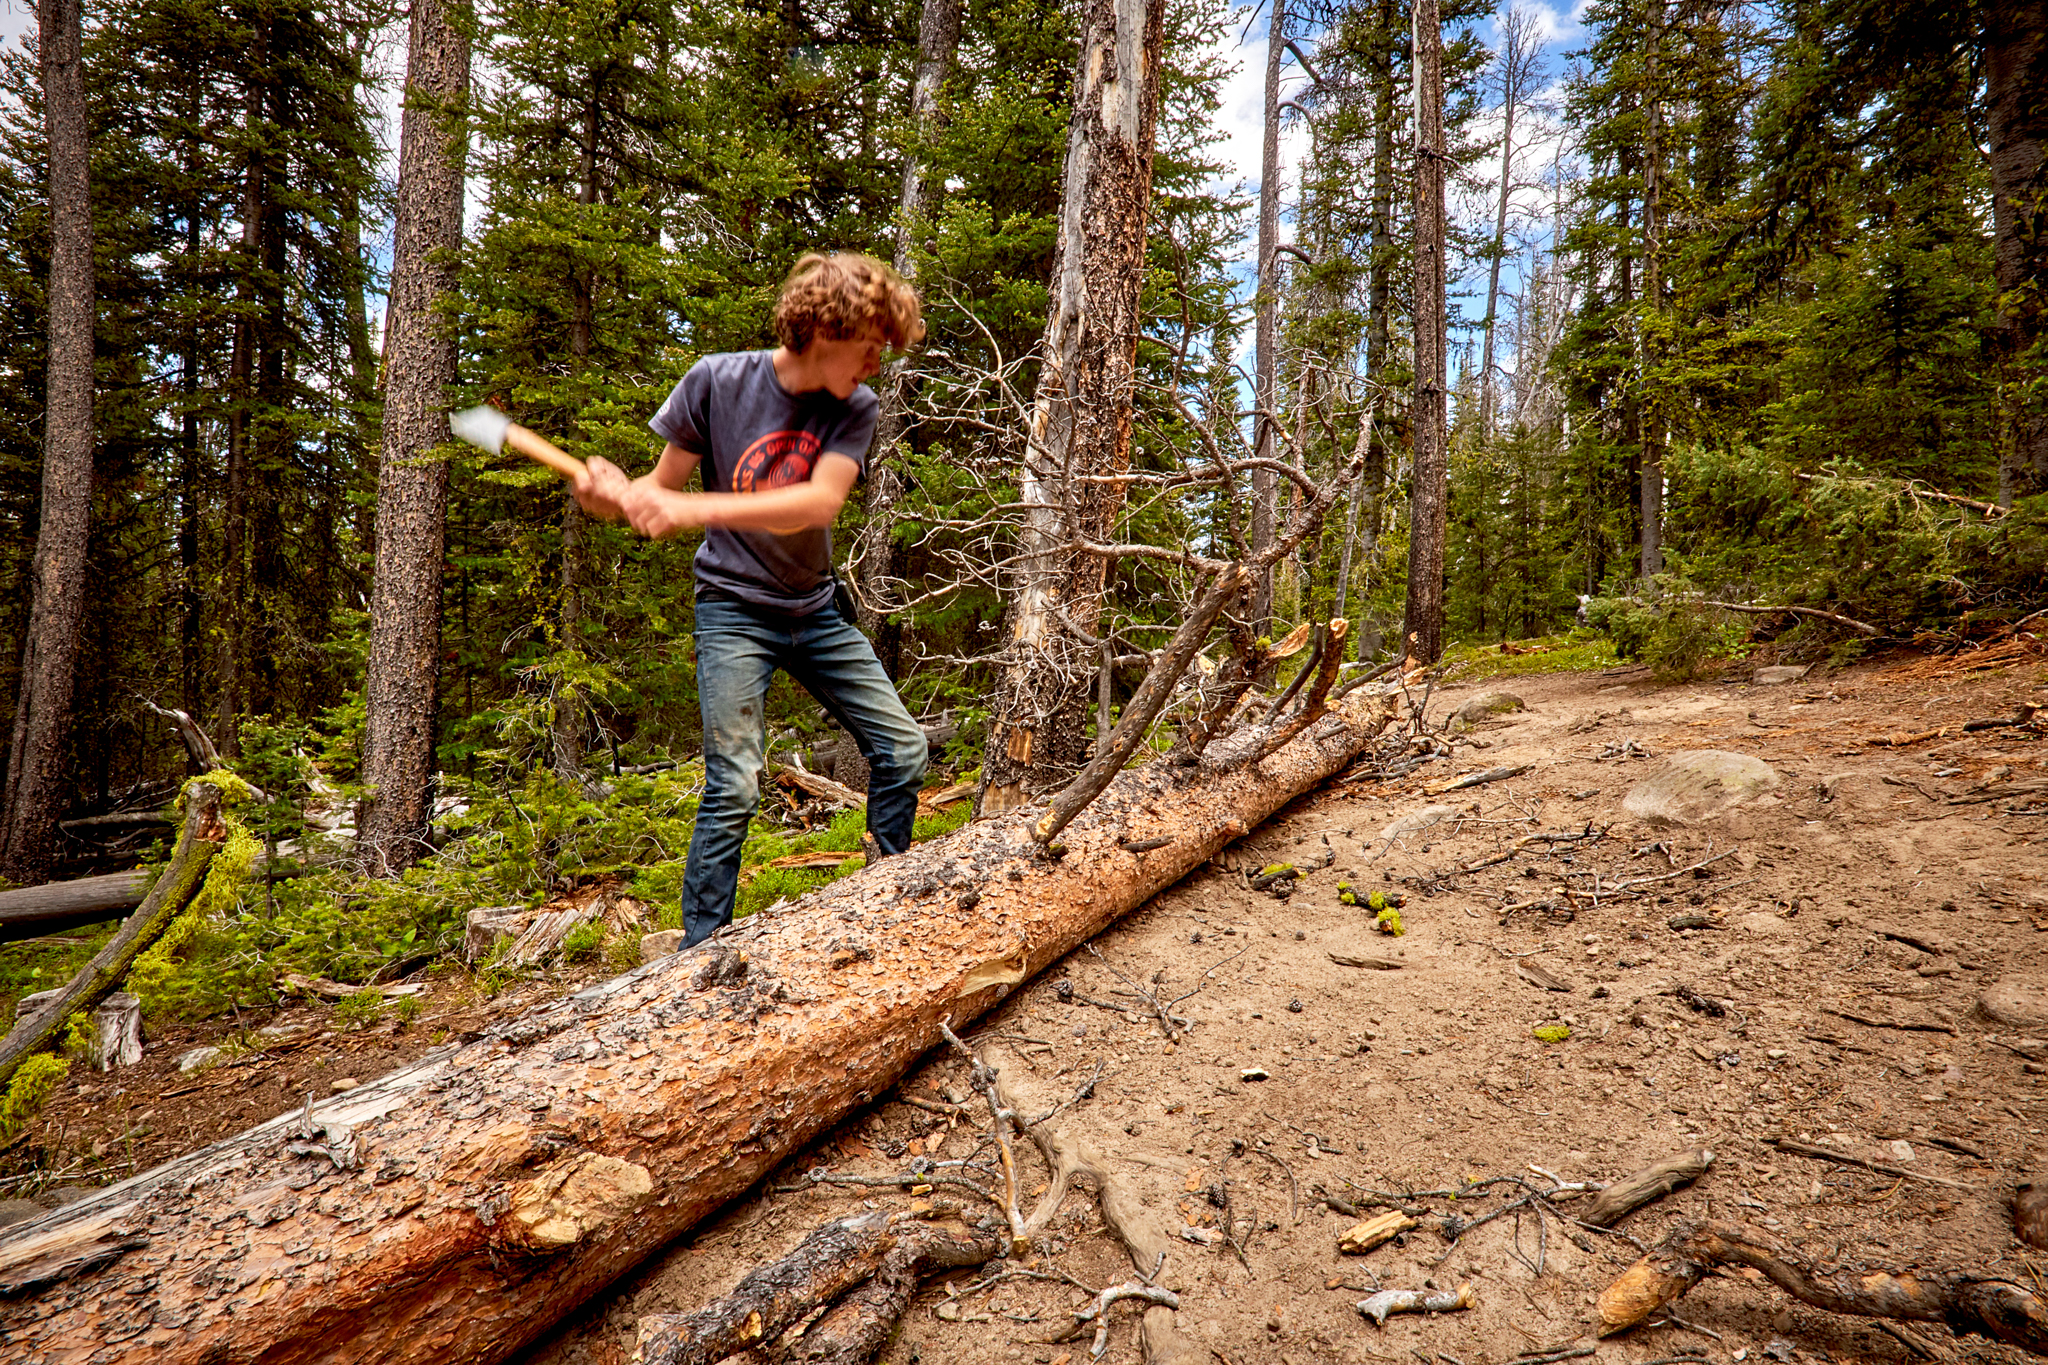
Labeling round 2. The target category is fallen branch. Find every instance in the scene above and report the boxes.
[0,780,230,1090]
[1596,1218,2047,1352]
[1766,1137,1979,1192]
[1582,1148,1713,1227]
[1793,470,2007,519]
[1357,1282,1475,1326]
[1701,600,1879,637]
[633,1209,1004,1365]
[1821,1006,1958,1036]
[1329,953,1404,971]
[774,761,868,810]
[1435,764,1533,793]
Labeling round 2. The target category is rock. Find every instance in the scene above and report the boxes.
[1888,1140,1915,1162]
[2016,1177,2048,1250]
[1818,772,1893,812]
[1753,665,1810,685]
[1449,691,1525,731]
[176,1046,225,1074]
[464,905,531,964]
[1622,750,1781,827]
[640,929,686,963]
[332,1078,359,1093]
[1734,911,1794,936]
[1370,804,1460,849]
[256,1024,308,1043]
[0,1198,47,1229]
[1979,979,2048,1030]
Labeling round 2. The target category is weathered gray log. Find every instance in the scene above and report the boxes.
[0,870,151,945]
[0,781,226,1090]
[0,700,1389,1365]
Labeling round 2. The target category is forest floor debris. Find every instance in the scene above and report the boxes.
[8,651,2048,1364]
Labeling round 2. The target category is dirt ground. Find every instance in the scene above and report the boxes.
[15,649,2048,1365]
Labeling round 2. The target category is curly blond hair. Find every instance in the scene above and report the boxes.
[773,253,926,354]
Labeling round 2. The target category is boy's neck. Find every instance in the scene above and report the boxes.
[771,345,818,395]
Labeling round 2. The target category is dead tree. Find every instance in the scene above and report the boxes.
[981,0,1170,815]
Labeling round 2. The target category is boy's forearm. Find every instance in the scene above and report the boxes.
[682,483,844,531]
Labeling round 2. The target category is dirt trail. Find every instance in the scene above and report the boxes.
[527,655,2048,1365]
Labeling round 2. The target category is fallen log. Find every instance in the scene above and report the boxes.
[0,696,1392,1365]
[0,781,229,1090]
[1595,1217,2048,1354]
[0,870,151,946]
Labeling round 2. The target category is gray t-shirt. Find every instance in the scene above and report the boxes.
[648,350,878,615]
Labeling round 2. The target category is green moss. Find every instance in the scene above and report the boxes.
[560,919,606,963]
[1439,630,1620,682]
[1258,863,1295,879]
[0,1053,67,1143]
[1532,1024,1572,1044]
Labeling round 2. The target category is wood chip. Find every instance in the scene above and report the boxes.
[1329,953,1404,971]
[1515,961,1572,993]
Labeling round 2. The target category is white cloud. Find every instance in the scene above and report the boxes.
[1,1,33,54]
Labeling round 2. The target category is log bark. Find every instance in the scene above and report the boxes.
[0,782,227,1091]
[0,871,150,945]
[1596,1218,2048,1354]
[0,701,1388,1365]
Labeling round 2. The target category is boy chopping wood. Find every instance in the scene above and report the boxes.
[571,253,928,947]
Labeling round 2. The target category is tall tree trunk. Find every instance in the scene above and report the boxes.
[1479,7,1538,442]
[554,91,601,786]
[854,0,963,677]
[216,31,268,759]
[358,0,471,873]
[1985,0,2048,504]
[1638,0,1664,579]
[1402,0,1448,665]
[1250,0,1286,633]
[0,0,96,884]
[979,0,1169,816]
[1361,0,1396,664]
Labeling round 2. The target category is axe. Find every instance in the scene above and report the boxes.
[448,404,586,480]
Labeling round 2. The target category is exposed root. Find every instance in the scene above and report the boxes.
[1595,1218,2048,1354]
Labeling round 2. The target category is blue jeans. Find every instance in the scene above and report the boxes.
[681,595,928,946]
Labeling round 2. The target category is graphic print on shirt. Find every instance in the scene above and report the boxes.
[733,429,820,493]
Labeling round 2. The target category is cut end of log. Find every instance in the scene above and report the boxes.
[503,1153,653,1251]
[1596,1260,1690,1336]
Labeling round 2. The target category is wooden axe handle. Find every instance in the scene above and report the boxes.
[504,424,586,481]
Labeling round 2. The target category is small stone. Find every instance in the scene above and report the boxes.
[1889,1140,1916,1162]
[331,1078,359,1093]
[1980,979,2048,1030]
[176,1046,224,1074]
[1753,665,1810,686]
[1449,691,1526,732]
[1623,750,1780,827]
[1240,1066,1270,1083]
[639,929,686,963]
[1767,1048,1788,1059]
